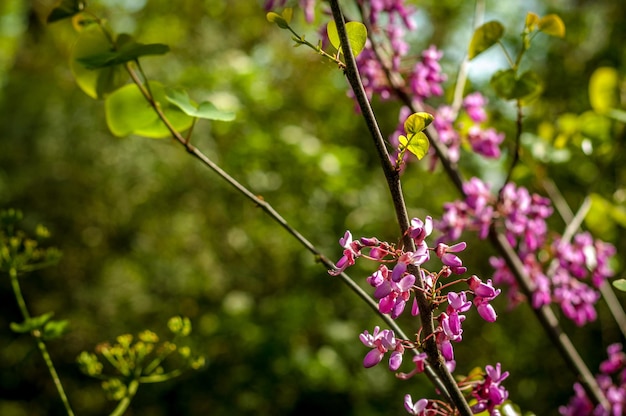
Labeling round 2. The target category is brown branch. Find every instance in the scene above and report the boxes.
[328,1,473,414]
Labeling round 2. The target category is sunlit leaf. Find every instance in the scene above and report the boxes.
[589,67,620,113]
[538,14,565,38]
[399,132,429,160]
[105,82,194,138]
[613,279,626,292]
[70,24,127,99]
[327,21,368,57]
[404,112,434,134]
[47,0,85,23]
[166,88,235,121]
[468,21,504,60]
[266,8,292,29]
[525,12,540,32]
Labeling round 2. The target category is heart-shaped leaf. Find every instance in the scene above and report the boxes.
[612,279,626,292]
[491,69,543,102]
[327,21,367,57]
[399,133,430,160]
[77,35,169,69]
[105,82,194,138]
[70,24,128,99]
[404,112,434,134]
[469,21,504,60]
[538,14,565,38]
[166,88,235,121]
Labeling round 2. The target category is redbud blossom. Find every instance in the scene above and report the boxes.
[404,395,428,415]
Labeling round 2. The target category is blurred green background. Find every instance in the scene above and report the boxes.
[1,0,625,414]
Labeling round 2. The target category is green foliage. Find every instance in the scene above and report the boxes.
[326,21,367,57]
[166,88,235,121]
[398,112,433,162]
[77,317,205,404]
[70,24,127,99]
[266,8,293,29]
[2,1,626,415]
[47,0,85,23]
[537,14,566,38]
[613,279,626,292]
[490,69,543,102]
[76,35,169,69]
[105,82,194,138]
[468,21,504,60]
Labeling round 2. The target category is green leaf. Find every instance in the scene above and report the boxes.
[399,132,430,160]
[166,88,235,121]
[589,67,620,114]
[70,24,128,99]
[47,0,85,23]
[77,37,170,69]
[524,12,540,32]
[266,8,292,29]
[404,112,434,134]
[468,21,504,60]
[538,14,565,38]
[105,82,194,138]
[613,279,626,292]
[10,312,55,334]
[43,320,70,340]
[326,21,368,57]
[490,69,543,102]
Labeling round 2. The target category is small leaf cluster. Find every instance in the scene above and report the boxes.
[47,1,234,139]
[76,316,205,401]
[267,7,367,68]
[10,311,69,341]
[397,112,434,164]
[469,12,565,103]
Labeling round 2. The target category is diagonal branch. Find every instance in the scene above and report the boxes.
[121,59,454,400]
[328,1,473,414]
[355,4,609,410]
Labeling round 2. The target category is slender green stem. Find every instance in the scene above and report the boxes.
[9,267,75,416]
[109,379,139,416]
[450,0,485,116]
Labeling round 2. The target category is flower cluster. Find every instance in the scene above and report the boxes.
[437,177,616,326]
[404,363,510,416]
[354,1,417,101]
[560,343,626,415]
[330,216,504,411]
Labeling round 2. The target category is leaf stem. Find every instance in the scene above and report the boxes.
[9,267,75,416]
